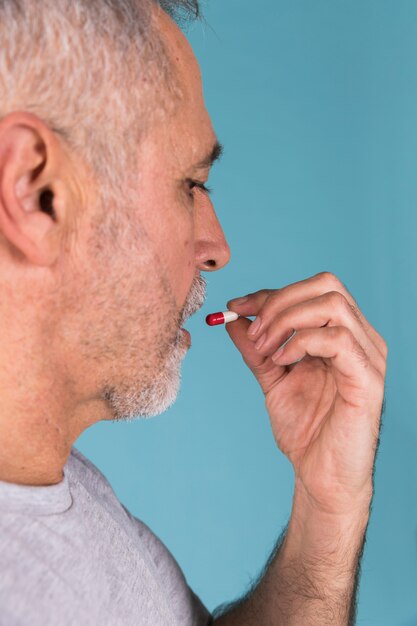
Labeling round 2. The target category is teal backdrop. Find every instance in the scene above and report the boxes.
[78,2,417,623]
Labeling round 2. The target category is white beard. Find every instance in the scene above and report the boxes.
[104,275,206,421]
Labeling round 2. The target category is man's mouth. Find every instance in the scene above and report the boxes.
[179,275,207,326]
[175,324,192,348]
[181,327,191,339]
[176,274,206,348]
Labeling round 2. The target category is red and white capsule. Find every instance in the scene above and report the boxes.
[205,311,239,326]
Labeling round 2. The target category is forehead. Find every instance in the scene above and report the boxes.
[154,8,216,165]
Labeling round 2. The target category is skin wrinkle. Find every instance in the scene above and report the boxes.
[63,9,211,416]
[0,4,388,626]
[0,1,230,487]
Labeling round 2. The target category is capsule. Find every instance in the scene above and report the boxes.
[206,311,239,326]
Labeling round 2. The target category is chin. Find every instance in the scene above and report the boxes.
[137,365,182,419]
[103,344,184,421]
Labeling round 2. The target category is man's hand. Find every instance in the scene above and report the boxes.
[214,273,387,625]
[227,272,387,516]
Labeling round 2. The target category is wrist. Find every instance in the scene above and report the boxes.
[293,474,373,520]
[284,478,371,566]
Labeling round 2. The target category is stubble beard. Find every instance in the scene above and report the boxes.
[104,273,206,421]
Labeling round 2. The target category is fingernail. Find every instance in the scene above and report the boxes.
[292,356,304,364]
[229,296,249,306]
[272,330,297,363]
[280,330,297,349]
[248,317,262,337]
[272,347,285,362]
[255,333,266,351]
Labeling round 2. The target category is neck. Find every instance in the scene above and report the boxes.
[0,411,69,486]
[0,384,103,487]
[0,286,110,486]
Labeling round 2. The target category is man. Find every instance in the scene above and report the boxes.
[0,0,386,624]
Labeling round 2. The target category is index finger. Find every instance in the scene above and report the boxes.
[228,272,387,358]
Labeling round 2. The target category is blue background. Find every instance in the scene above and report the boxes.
[78,1,417,623]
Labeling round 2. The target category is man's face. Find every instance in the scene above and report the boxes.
[55,10,230,423]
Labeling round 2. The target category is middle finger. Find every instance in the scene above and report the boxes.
[250,291,385,374]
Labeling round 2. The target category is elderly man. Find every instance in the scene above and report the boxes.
[0,1,386,624]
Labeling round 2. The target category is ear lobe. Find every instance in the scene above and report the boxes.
[0,116,65,267]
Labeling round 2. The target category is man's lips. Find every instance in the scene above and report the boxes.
[181,328,192,345]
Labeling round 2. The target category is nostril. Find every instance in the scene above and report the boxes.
[205,259,216,268]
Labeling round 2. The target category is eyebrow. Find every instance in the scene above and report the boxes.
[193,141,224,170]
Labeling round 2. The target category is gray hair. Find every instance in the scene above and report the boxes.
[0,0,200,192]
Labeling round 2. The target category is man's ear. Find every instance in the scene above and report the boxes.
[0,112,75,266]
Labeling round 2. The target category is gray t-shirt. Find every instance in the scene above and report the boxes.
[0,448,211,626]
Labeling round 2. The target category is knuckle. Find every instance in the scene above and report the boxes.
[331,326,370,367]
[247,289,272,307]
[315,271,342,289]
[377,368,386,388]
[327,290,348,310]
[330,326,368,364]
[349,303,363,324]
[368,328,388,359]
[251,289,270,300]
[330,325,351,343]
[264,290,281,308]
[326,290,364,327]
[357,348,370,368]
[368,371,386,406]
[375,353,387,377]
[380,337,388,358]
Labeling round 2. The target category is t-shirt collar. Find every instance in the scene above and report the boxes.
[0,463,72,516]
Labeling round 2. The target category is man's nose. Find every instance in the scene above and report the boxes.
[194,196,231,272]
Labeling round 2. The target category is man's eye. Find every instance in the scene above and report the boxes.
[187,179,211,198]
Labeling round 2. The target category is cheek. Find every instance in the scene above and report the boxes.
[136,184,196,308]
[165,234,195,307]
[143,205,195,308]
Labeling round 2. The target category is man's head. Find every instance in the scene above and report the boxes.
[0,0,230,445]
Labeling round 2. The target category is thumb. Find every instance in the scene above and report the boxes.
[225,317,286,391]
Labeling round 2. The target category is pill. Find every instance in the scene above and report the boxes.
[206,311,239,326]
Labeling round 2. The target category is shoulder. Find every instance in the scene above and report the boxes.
[67,447,117,500]
[68,447,107,481]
